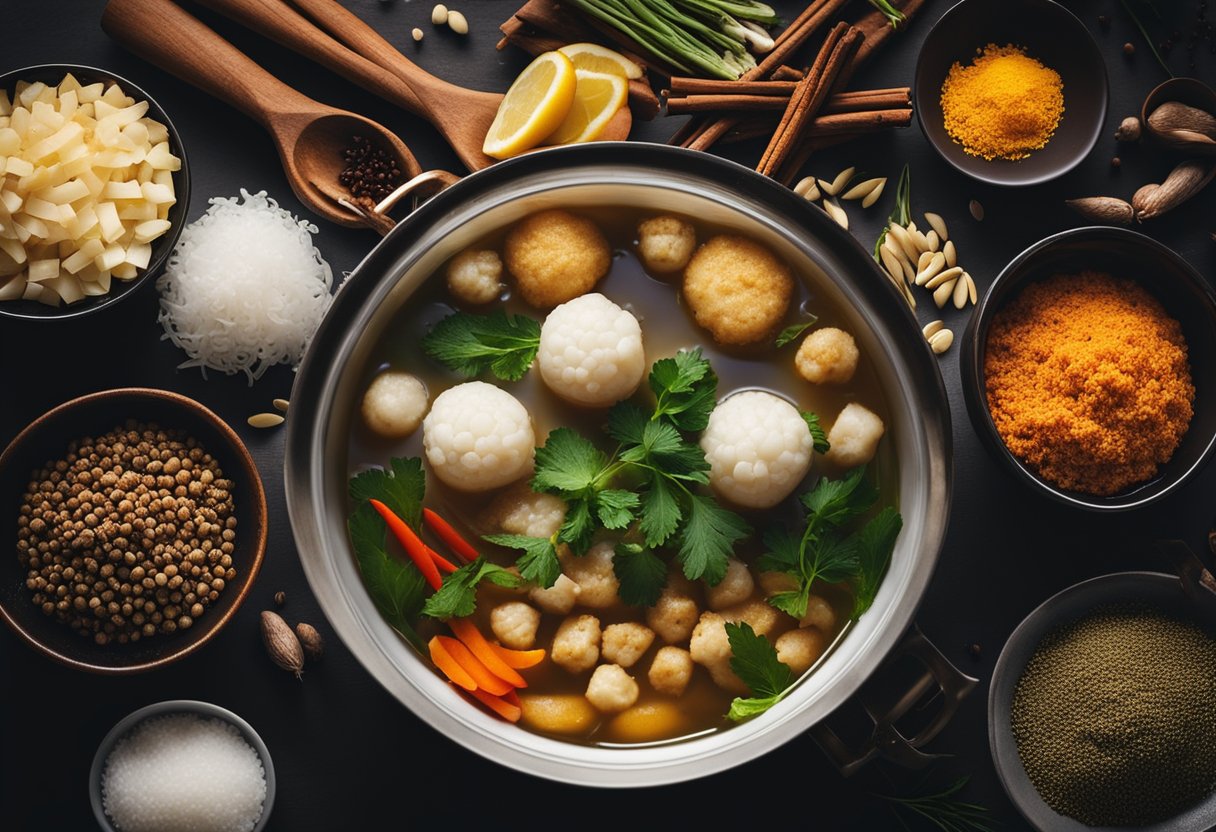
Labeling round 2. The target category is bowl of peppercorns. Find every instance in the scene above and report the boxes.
[0,388,267,673]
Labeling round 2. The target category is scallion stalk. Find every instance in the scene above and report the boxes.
[867,0,906,28]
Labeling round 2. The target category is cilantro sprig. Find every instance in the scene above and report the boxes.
[774,318,818,349]
[422,310,541,382]
[422,557,522,619]
[757,466,902,621]
[726,621,794,721]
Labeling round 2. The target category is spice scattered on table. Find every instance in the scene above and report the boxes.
[17,422,236,645]
[1115,115,1141,141]
[339,135,405,204]
[273,590,286,607]
[261,610,304,678]
[101,713,267,832]
[158,190,333,384]
[1011,605,1216,826]
[941,43,1064,161]
[985,272,1194,496]
[296,622,324,661]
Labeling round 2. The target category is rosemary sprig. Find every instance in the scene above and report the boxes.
[873,163,911,260]
[1119,0,1173,78]
[867,0,906,28]
[879,778,996,832]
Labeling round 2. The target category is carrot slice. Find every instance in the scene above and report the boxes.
[369,499,442,590]
[423,508,480,562]
[502,688,521,708]
[450,618,528,688]
[429,546,459,574]
[429,636,476,691]
[468,687,522,723]
[436,635,514,696]
[489,643,547,670]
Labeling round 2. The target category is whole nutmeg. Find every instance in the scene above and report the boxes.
[296,622,325,662]
[1115,116,1141,142]
[261,610,304,679]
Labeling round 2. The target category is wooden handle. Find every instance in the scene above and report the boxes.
[101,0,319,126]
[189,0,425,115]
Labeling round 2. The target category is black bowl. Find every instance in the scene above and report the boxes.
[0,63,190,321]
[989,571,1216,831]
[960,227,1216,511]
[914,0,1108,187]
[0,388,267,673]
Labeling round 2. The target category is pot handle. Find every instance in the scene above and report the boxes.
[809,624,978,776]
[341,169,462,235]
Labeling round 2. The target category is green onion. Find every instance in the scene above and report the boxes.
[867,0,906,28]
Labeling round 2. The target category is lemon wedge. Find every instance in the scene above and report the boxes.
[545,69,629,145]
[483,51,577,160]
[557,42,644,80]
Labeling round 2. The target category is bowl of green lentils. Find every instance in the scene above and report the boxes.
[989,570,1216,831]
[0,388,268,673]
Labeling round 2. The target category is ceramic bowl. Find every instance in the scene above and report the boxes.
[959,226,1216,511]
[89,699,275,831]
[913,0,1108,186]
[989,571,1216,831]
[0,63,190,321]
[0,388,267,672]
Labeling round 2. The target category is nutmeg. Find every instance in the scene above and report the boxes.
[295,622,325,662]
[261,610,304,679]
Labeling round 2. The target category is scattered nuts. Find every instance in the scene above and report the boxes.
[933,279,958,309]
[969,199,984,221]
[261,610,304,679]
[1111,156,1122,169]
[1123,42,1136,56]
[861,179,886,208]
[1115,116,1142,142]
[272,398,290,413]
[820,165,855,196]
[822,198,848,229]
[431,4,448,25]
[412,27,424,42]
[922,319,944,340]
[296,622,325,661]
[924,212,949,241]
[929,328,954,355]
[447,10,469,35]
[274,591,286,607]
[793,176,820,201]
[247,413,285,429]
[841,176,885,201]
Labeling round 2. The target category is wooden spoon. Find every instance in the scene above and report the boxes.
[280,0,630,170]
[101,0,423,229]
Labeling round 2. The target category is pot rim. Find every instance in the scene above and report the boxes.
[285,142,952,785]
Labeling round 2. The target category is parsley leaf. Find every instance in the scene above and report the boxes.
[597,489,639,530]
[726,621,794,721]
[801,465,877,529]
[801,410,831,455]
[483,534,562,588]
[639,475,682,547]
[605,402,648,446]
[649,348,718,432]
[348,457,426,529]
[348,502,426,652]
[559,499,597,554]
[852,507,902,618]
[422,310,541,382]
[775,318,817,348]
[533,428,610,495]
[613,542,668,606]
[679,494,749,585]
[422,557,523,619]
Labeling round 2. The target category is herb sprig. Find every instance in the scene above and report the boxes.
[879,777,995,832]
[422,310,541,382]
[774,318,817,348]
[758,467,902,621]
[874,163,911,260]
[726,621,795,720]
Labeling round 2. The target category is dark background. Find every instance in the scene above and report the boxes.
[2,0,1215,829]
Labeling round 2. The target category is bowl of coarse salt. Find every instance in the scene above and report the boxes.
[89,700,275,832]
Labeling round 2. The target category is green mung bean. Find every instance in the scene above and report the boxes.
[1011,604,1216,826]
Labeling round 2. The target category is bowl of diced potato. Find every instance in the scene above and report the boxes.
[0,64,189,320]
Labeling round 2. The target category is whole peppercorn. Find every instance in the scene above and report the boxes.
[1124,42,1136,56]
[1111,156,1122,168]
[274,590,287,607]
[338,135,405,203]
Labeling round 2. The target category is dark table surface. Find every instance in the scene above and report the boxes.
[3,0,1215,829]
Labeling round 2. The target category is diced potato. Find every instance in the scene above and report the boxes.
[0,273,25,300]
[133,218,170,243]
[77,83,104,103]
[57,89,78,120]
[95,243,125,272]
[0,189,20,216]
[518,694,599,737]
[27,258,59,283]
[0,237,27,265]
[122,120,148,147]
[102,180,141,200]
[100,83,128,107]
[146,141,180,171]
[0,127,18,155]
[112,262,138,281]
[58,73,82,94]
[96,202,123,241]
[9,107,29,141]
[15,214,49,239]
[18,82,48,109]
[46,274,83,304]
[23,280,45,303]
[6,156,33,176]
[38,179,89,205]
[0,90,10,117]
[139,181,174,205]
[123,242,151,270]
[63,239,104,273]
[605,701,691,743]
[118,202,156,221]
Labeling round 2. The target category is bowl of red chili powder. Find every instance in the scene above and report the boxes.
[960,227,1216,511]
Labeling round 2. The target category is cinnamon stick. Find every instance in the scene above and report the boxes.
[757,23,863,178]
[664,87,910,116]
[668,78,800,97]
[719,109,910,145]
[771,65,806,82]
[848,0,926,86]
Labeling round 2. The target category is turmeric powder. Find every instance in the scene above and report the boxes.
[941,43,1064,161]
[984,272,1193,496]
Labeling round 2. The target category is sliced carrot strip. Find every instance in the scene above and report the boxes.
[429,546,459,574]
[423,508,480,562]
[436,635,514,696]
[369,499,442,590]
[429,636,476,691]
[468,687,522,723]
[450,617,528,688]
[489,643,547,670]
[502,688,521,708]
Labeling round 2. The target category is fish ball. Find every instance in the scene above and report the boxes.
[701,391,814,509]
[537,293,645,407]
[361,371,428,439]
[422,381,535,491]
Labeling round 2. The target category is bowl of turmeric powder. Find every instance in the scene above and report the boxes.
[960,227,1216,510]
[914,0,1107,186]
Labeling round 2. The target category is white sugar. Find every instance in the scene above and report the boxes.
[101,713,267,832]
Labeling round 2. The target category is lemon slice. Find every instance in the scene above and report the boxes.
[483,51,577,160]
[545,69,629,145]
[557,42,644,80]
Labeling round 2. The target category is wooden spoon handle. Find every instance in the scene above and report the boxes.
[102,0,318,126]
[189,0,425,115]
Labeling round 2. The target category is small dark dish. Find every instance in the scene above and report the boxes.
[989,571,1216,832]
[913,0,1108,187]
[0,63,190,321]
[960,226,1216,511]
[0,388,266,672]
[89,699,275,831]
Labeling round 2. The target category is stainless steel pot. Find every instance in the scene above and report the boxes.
[285,143,961,786]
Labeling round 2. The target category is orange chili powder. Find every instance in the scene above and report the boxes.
[984,272,1194,496]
